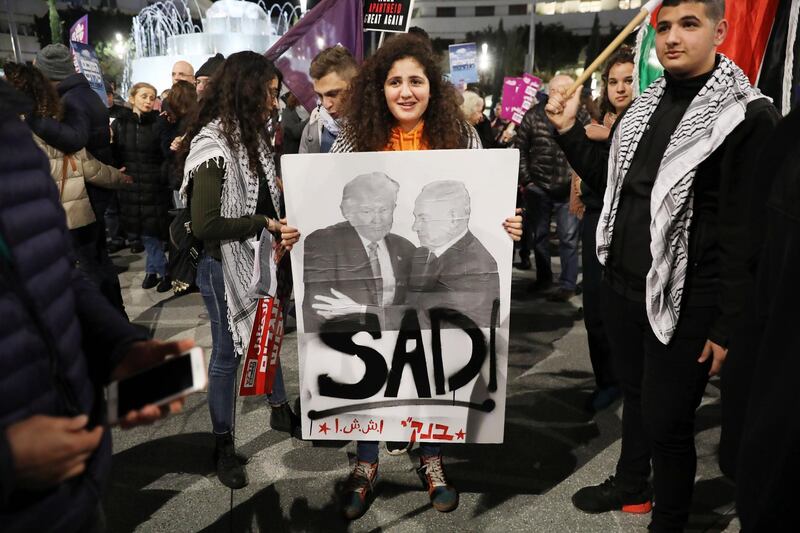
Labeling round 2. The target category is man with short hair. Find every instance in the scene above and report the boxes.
[515,74,590,301]
[300,46,358,154]
[546,1,779,530]
[407,180,500,329]
[171,60,195,85]
[194,53,224,100]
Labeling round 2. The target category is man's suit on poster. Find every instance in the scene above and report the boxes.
[303,221,415,332]
[407,230,500,329]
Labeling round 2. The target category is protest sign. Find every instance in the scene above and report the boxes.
[448,43,479,88]
[282,149,519,443]
[69,15,89,45]
[500,74,543,125]
[363,0,414,33]
[69,42,107,106]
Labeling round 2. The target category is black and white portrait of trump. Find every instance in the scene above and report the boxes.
[302,172,416,333]
[406,180,500,328]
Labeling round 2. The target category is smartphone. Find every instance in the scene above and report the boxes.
[106,347,206,425]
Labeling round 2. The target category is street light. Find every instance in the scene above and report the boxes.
[479,42,491,72]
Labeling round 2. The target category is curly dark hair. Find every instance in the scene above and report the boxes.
[165,79,197,123]
[341,33,464,152]
[180,51,281,178]
[4,62,62,120]
[599,45,636,118]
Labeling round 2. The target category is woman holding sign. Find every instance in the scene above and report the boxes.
[316,33,523,520]
[178,52,300,490]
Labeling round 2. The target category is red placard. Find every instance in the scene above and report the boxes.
[239,297,284,396]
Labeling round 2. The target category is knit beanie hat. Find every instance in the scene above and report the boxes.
[35,44,75,81]
[196,53,225,78]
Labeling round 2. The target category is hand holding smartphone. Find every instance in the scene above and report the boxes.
[106,346,206,425]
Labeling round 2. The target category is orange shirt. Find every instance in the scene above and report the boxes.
[385,121,429,151]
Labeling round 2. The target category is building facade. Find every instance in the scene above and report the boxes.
[410,0,643,41]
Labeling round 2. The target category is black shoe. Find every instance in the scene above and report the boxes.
[129,241,144,253]
[547,288,576,302]
[141,273,158,289]
[517,254,532,270]
[270,402,301,437]
[214,432,248,489]
[107,240,125,253]
[156,276,172,293]
[527,278,554,293]
[572,476,652,514]
[585,386,622,413]
[385,441,412,455]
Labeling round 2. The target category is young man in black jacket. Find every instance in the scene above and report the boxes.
[545,1,780,531]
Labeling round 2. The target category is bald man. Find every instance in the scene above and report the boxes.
[302,172,416,333]
[171,60,195,84]
[407,180,499,328]
[515,74,590,301]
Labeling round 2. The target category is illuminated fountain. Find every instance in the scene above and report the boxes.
[126,0,303,93]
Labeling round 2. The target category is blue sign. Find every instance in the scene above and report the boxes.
[448,43,479,88]
[69,42,107,107]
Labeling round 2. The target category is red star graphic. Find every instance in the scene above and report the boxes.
[318,422,330,435]
[455,429,466,440]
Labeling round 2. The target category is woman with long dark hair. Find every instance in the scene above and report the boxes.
[326,33,522,520]
[573,46,635,413]
[180,51,299,489]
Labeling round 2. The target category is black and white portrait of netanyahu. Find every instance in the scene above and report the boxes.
[406,180,500,328]
[302,172,416,333]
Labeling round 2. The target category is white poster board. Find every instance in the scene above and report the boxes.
[282,149,518,443]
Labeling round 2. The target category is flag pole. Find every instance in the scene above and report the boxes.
[567,1,660,97]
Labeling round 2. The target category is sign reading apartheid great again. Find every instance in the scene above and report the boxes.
[282,149,518,443]
[363,0,414,33]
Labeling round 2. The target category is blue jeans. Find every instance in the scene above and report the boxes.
[356,441,441,463]
[196,254,287,435]
[142,235,167,277]
[526,183,580,291]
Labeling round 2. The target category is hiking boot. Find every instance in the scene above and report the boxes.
[141,273,158,289]
[572,476,652,514]
[385,441,412,455]
[156,276,172,293]
[340,460,378,520]
[269,402,301,438]
[547,288,576,302]
[417,455,459,512]
[214,432,248,489]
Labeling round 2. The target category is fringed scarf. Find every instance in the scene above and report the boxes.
[598,55,768,344]
[180,119,281,354]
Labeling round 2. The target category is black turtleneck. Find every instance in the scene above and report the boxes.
[605,67,716,300]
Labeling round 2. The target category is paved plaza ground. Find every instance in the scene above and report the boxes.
[105,249,741,532]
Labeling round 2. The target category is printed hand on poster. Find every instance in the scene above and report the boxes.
[282,149,519,444]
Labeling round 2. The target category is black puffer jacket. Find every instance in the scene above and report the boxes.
[516,100,590,200]
[112,108,169,239]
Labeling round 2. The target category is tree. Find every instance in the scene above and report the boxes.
[47,0,63,45]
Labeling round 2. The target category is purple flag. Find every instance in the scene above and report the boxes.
[266,0,364,112]
[69,15,89,45]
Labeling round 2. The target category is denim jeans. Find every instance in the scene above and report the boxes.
[142,235,167,277]
[526,183,580,290]
[356,441,441,463]
[196,254,288,435]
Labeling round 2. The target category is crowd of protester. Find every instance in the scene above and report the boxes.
[1,0,798,531]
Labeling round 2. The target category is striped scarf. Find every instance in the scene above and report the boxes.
[181,119,281,354]
[331,121,481,153]
[598,55,768,345]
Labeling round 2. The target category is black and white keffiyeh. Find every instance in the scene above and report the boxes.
[598,55,768,345]
[181,119,281,354]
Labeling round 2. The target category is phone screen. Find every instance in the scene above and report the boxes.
[117,355,194,415]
